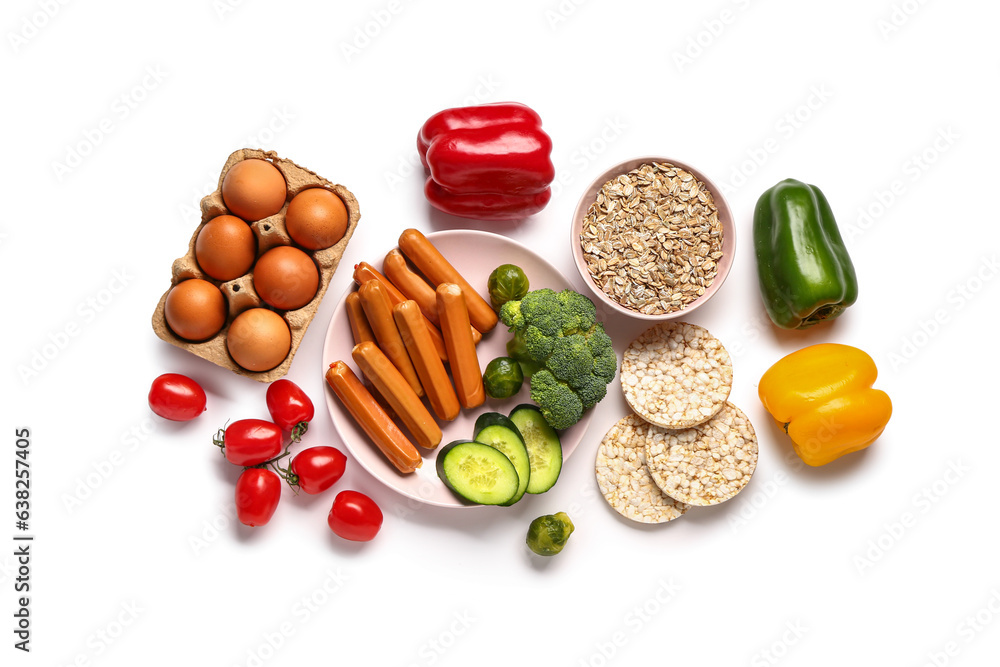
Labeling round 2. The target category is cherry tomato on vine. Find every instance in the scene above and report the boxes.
[215,419,283,466]
[235,468,281,527]
[290,446,347,494]
[148,373,206,421]
[328,490,383,541]
[266,379,314,438]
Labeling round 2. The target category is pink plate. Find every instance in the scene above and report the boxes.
[321,230,595,508]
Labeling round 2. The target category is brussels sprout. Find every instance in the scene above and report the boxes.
[483,357,524,399]
[526,512,574,556]
[488,264,529,310]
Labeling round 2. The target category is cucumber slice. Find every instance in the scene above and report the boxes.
[436,440,519,506]
[473,411,518,435]
[473,413,531,505]
[509,404,563,494]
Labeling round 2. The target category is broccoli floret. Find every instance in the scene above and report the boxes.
[522,325,556,361]
[571,374,608,411]
[589,329,617,383]
[506,326,557,365]
[516,289,563,336]
[554,289,597,334]
[529,370,583,431]
[499,299,525,331]
[547,335,593,384]
[500,288,618,430]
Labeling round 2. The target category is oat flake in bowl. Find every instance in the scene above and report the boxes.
[577,160,727,317]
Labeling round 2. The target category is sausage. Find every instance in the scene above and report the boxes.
[436,283,485,409]
[384,249,482,344]
[357,280,424,397]
[383,249,440,325]
[324,361,422,474]
[352,341,443,450]
[345,290,398,418]
[393,300,461,422]
[398,228,499,333]
[353,261,449,362]
[345,291,376,345]
[353,261,408,303]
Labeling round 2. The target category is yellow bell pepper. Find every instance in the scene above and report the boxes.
[758,343,892,466]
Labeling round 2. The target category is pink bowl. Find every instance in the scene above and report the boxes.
[570,156,736,321]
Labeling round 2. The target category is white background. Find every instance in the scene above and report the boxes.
[3,1,999,665]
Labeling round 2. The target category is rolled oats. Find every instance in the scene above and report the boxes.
[580,162,723,315]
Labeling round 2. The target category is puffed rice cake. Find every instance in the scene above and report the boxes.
[595,414,690,523]
[644,402,758,506]
[621,321,733,428]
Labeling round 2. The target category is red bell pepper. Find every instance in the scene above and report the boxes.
[417,102,555,221]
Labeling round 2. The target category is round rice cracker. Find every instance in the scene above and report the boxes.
[595,414,690,524]
[621,321,733,429]
[644,402,758,507]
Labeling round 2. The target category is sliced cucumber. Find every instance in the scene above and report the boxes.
[436,440,519,506]
[473,411,518,434]
[473,413,531,505]
[509,404,563,494]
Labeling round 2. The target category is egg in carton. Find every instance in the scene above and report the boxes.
[151,148,361,382]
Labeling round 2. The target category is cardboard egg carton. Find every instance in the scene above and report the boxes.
[151,148,361,382]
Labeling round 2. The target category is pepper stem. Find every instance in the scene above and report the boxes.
[801,303,846,327]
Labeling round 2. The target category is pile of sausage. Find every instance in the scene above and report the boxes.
[325,228,498,474]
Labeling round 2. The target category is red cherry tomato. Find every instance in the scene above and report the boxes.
[290,446,347,494]
[148,373,206,421]
[266,379,315,436]
[328,490,383,542]
[218,419,283,466]
[235,468,281,527]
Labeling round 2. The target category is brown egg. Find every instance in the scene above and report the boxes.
[285,188,349,250]
[221,159,287,222]
[164,279,227,341]
[252,246,319,310]
[195,215,256,281]
[226,308,291,372]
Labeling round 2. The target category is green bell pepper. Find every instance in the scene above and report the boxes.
[753,179,858,329]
